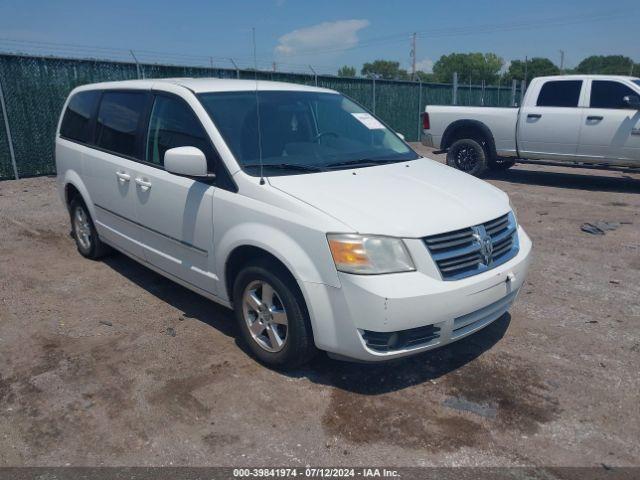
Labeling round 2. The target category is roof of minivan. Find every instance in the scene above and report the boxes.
[75,77,337,94]
[533,74,639,82]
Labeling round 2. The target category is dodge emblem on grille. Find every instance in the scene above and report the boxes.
[472,226,493,266]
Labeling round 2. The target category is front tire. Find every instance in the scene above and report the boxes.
[446,138,489,177]
[69,198,110,259]
[232,260,316,369]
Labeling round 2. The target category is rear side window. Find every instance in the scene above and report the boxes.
[60,91,100,142]
[95,91,147,157]
[590,81,638,109]
[146,95,214,169]
[537,80,582,107]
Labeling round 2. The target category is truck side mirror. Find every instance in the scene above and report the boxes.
[623,95,640,109]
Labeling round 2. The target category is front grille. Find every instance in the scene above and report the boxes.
[424,212,519,280]
[361,324,441,352]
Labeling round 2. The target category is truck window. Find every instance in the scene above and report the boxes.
[145,95,214,169]
[590,81,638,109]
[60,91,100,143]
[536,81,582,108]
[95,91,147,158]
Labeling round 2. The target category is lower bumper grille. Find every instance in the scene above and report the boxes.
[361,324,441,352]
[424,212,519,280]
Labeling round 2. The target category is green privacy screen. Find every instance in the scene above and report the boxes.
[0,54,520,180]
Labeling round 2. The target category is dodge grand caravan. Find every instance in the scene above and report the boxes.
[56,78,532,368]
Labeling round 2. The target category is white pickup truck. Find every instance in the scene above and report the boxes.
[422,75,640,176]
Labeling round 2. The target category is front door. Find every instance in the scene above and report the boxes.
[577,79,640,166]
[517,79,584,161]
[133,93,218,294]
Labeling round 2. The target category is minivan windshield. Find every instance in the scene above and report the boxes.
[198,91,419,175]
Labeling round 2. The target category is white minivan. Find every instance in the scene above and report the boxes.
[56,78,532,368]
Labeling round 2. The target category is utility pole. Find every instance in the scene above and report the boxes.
[272,62,277,72]
[559,50,565,73]
[410,32,417,80]
[524,56,528,88]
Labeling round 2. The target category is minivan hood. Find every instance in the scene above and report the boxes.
[268,158,510,238]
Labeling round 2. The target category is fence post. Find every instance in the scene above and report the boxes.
[0,75,18,180]
[511,79,517,106]
[372,77,376,114]
[481,80,485,106]
[452,72,458,105]
[417,80,423,141]
[229,58,240,79]
[520,80,526,105]
[308,65,318,87]
[130,50,143,79]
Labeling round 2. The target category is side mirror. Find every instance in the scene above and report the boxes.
[623,95,640,109]
[164,147,214,178]
[396,132,406,140]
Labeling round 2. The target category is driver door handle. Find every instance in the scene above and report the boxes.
[134,177,152,191]
[587,115,604,122]
[115,171,131,182]
[527,114,542,120]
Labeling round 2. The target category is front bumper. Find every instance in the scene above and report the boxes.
[303,226,532,362]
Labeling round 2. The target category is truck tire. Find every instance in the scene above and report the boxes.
[446,138,489,177]
[232,259,317,369]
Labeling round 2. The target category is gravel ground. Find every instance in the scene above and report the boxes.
[0,146,639,468]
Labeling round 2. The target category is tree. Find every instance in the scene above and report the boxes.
[503,57,560,82]
[337,65,356,77]
[432,53,504,84]
[575,55,635,75]
[415,71,437,82]
[361,60,409,80]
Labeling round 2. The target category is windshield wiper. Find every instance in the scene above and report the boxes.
[242,163,325,172]
[324,158,404,169]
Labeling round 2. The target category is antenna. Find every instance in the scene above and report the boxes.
[252,27,265,185]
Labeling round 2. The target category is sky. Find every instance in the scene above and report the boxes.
[0,0,638,75]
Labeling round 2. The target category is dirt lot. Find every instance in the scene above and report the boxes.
[0,146,639,468]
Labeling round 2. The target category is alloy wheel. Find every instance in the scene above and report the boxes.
[242,280,289,353]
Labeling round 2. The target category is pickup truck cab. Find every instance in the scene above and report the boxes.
[56,78,531,368]
[422,75,640,176]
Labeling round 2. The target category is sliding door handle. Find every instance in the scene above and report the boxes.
[115,171,131,182]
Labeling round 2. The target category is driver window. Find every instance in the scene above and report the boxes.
[590,81,639,109]
[146,95,214,169]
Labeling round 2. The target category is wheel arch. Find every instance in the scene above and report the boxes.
[62,171,96,219]
[441,120,497,159]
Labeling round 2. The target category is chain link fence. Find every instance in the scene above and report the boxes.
[0,53,521,180]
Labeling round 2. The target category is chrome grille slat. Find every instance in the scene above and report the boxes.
[423,212,519,281]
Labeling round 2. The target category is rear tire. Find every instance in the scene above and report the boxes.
[446,138,489,177]
[232,260,316,369]
[69,197,111,260]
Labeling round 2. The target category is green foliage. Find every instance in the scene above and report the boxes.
[415,71,437,82]
[575,55,635,75]
[361,60,409,80]
[432,53,504,84]
[337,65,356,77]
[503,57,560,82]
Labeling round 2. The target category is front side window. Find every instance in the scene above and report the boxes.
[198,91,418,176]
[95,91,147,157]
[590,81,639,109]
[537,80,583,107]
[60,91,100,143]
[146,95,213,169]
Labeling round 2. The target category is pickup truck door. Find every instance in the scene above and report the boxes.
[132,93,219,295]
[517,79,585,161]
[577,79,640,166]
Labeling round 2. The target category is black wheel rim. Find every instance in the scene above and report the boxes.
[454,145,479,172]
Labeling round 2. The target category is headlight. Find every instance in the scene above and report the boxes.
[327,234,416,274]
